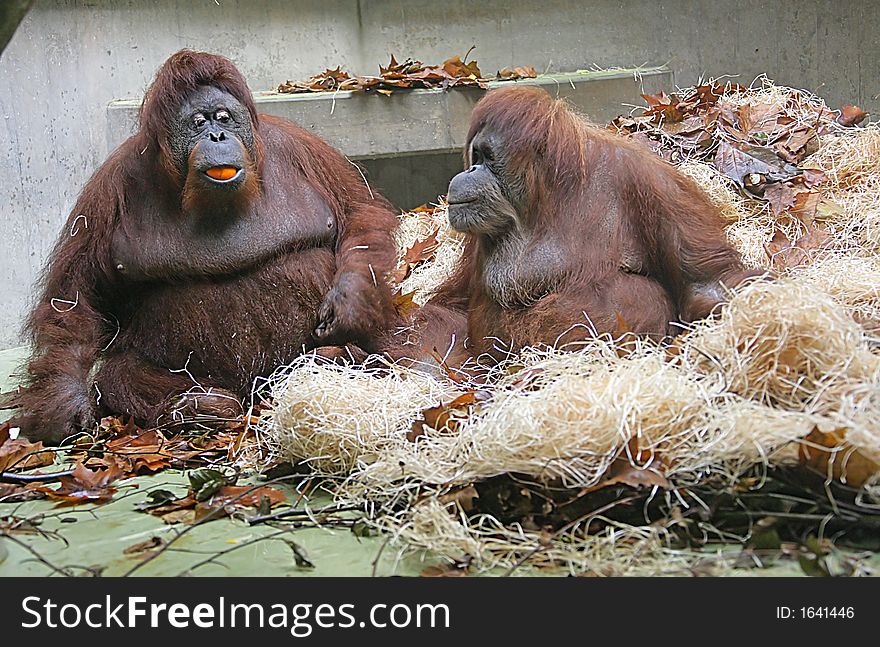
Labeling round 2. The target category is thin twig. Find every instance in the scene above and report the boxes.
[246,503,359,526]
[122,474,301,576]
[1,469,75,483]
[1,533,75,577]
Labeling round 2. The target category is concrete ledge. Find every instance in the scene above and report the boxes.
[107,67,671,159]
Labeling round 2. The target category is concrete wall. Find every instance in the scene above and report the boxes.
[1,0,878,349]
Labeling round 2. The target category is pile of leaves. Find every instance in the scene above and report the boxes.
[391,202,446,318]
[463,464,878,576]
[0,421,56,502]
[609,79,869,271]
[414,417,878,526]
[276,53,537,96]
[257,76,880,575]
[0,410,276,513]
[373,350,879,575]
[134,468,286,526]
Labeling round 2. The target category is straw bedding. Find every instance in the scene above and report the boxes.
[249,80,880,575]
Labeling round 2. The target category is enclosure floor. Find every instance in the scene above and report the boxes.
[0,471,432,577]
[1,346,873,576]
[0,345,428,576]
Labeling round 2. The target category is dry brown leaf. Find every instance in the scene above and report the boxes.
[583,437,670,494]
[409,392,484,440]
[837,105,869,127]
[599,462,670,491]
[441,55,481,79]
[764,227,831,271]
[393,290,420,318]
[160,509,196,525]
[276,67,356,94]
[737,102,785,137]
[438,485,479,513]
[763,182,804,216]
[714,141,799,188]
[691,82,745,110]
[789,191,822,227]
[641,91,686,123]
[497,66,537,80]
[800,168,828,188]
[798,427,879,487]
[123,536,164,555]
[775,128,820,163]
[0,437,55,473]
[202,484,286,510]
[33,462,123,505]
[102,428,172,475]
[0,483,46,502]
[813,197,845,221]
[278,52,526,96]
[421,563,469,577]
[144,485,284,524]
[193,485,286,522]
[404,228,441,266]
[146,494,197,517]
[663,114,706,136]
[393,227,441,284]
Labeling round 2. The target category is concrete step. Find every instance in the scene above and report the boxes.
[106,67,671,159]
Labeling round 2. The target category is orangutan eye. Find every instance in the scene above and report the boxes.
[215,109,231,123]
[481,144,495,161]
[193,113,207,127]
[471,142,493,166]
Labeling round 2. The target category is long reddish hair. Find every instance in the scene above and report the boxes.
[434,85,752,318]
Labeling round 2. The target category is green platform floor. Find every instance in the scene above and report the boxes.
[0,472,425,576]
[1,346,876,577]
[1,346,429,576]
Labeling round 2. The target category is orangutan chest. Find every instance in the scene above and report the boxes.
[110,181,337,282]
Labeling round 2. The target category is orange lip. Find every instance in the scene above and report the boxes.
[205,166,239,181]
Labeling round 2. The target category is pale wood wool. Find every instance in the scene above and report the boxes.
[253,82,880,575]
